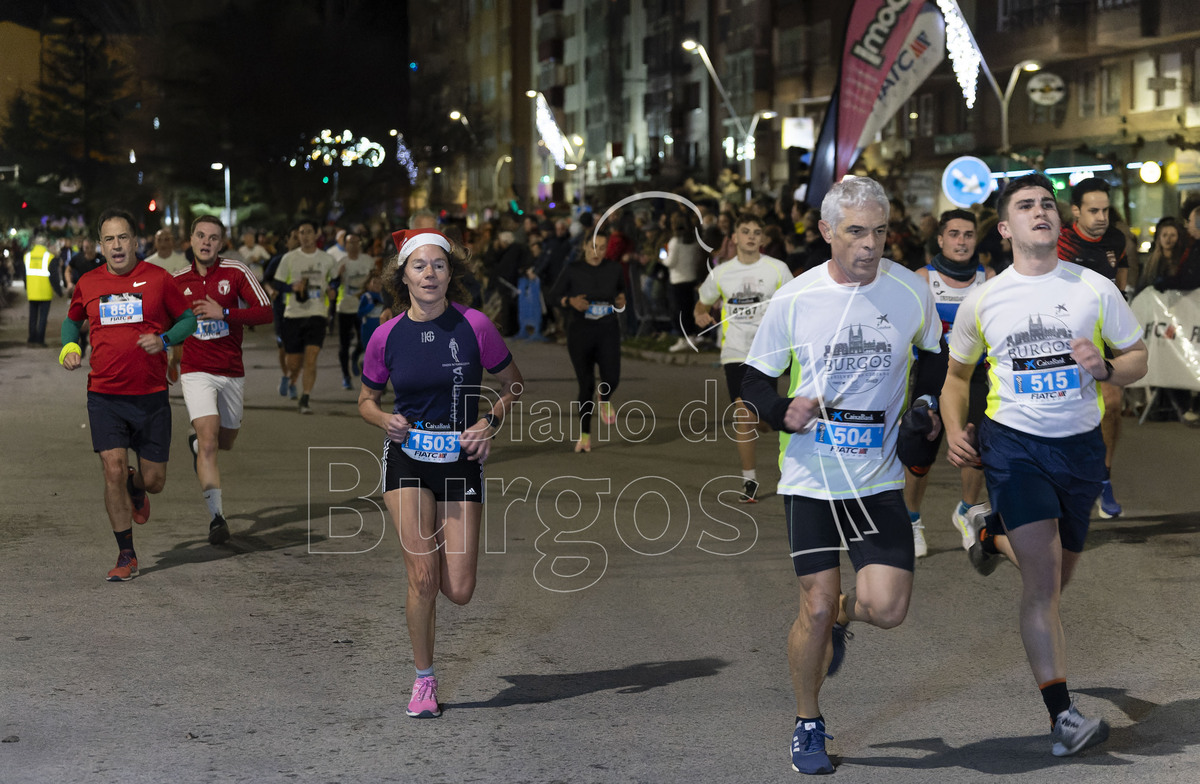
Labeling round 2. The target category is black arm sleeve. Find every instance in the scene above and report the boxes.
[913,337,949,401]
[740,365,795,433]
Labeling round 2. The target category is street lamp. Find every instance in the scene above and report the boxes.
[493,155,513,207]
[743,110,778,201]
[999,60,1041,156]
[210,162,231,230]
[682,40,748,137]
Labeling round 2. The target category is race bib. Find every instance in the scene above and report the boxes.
[98,294,144,325]
[585,301,614,320]
[726,302,759,322]
[1011,355,1082,401]
[193,318,230,341]
[402,428,461,463]
[307,285,324,301]
[813,409,885,460]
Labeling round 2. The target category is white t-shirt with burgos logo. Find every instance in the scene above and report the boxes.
[746,259,942,500]
[697,255,792,364]
[277,248,336,319]
[949,261,1142,437]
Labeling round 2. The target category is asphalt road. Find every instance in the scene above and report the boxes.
[2,291,1198,783]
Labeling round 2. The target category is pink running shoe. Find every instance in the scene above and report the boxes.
[406,675,441,718]
[599,401,616,425]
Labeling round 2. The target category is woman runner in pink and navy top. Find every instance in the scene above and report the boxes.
[358,228,523,720]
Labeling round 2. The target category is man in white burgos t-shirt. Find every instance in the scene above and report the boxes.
[943,172,1146,759]
[694,212,792,503]
[740,177,943,775]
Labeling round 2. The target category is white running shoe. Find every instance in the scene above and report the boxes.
[952,507,973,550]
[1051,701,1109,756]
[912,518,928,558]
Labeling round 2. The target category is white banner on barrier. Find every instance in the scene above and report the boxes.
[1128,288,1200,391]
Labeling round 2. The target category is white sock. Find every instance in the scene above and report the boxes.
[742,469,757,481]
[203,489,223,518]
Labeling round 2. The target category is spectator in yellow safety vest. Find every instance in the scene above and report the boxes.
[24,236,62,346]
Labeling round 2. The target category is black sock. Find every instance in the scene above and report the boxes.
[299,394,310,407]
[979,525,999,555]
[126,471,146,504]
[1040,680,1071,724]
[114,529,135,557]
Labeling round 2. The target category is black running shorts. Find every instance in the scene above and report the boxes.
[382,439,484,503]
[281,315,328,353]
[784,490,915,576]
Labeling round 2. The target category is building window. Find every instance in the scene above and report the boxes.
[1132,53,1156,112]
[918,94,934,137]
[1195,49,1200,104]
[1132,52,1182,112]
[902,97,917,139]
[812,20,831,67]
[1078,70,1097,118]
[1157,52,1183,109]
[1100,63,1122,116]
[778,26,807,74]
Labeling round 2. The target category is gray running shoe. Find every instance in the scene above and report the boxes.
[965,503,1001,576]
[1051,701,1109,756]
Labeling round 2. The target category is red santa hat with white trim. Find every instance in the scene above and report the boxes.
[391,228,452,264]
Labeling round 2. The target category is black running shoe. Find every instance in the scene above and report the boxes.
[208,514,231,545]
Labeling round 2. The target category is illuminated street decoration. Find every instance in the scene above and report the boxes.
[395,134,418,185]
[306,129,386,168]
[535,93,570,169]
[937,0,981,109]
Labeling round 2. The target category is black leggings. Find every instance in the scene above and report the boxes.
[567,317,621,435]
[337,313,363,377]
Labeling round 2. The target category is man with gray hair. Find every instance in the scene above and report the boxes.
[741,177,944,774]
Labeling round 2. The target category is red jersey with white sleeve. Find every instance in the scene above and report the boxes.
[173,258,273,377]
[68,260,191,395]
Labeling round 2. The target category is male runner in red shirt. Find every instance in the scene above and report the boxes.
[60,208,196,581]
[170,216,273,544]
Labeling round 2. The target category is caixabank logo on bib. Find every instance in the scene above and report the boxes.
[822,323,893,394]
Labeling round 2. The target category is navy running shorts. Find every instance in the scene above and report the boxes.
[281,315,328,353]
[382,439,484,503]
[86,390,172,462]
[977,417,1105,553]
[784,490,914,576]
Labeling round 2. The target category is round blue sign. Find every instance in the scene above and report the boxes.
[942,156,995,208]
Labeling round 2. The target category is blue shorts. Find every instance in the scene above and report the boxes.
[86,391,172,462]
[382,439,484,503]
[784,490,914,576]
[978,417,1105,553]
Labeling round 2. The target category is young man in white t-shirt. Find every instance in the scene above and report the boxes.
[903,209,994,556]
[943,173,1147,758]
[275,219,337,414]
[694,213,792,502]
[741,177,943,775]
